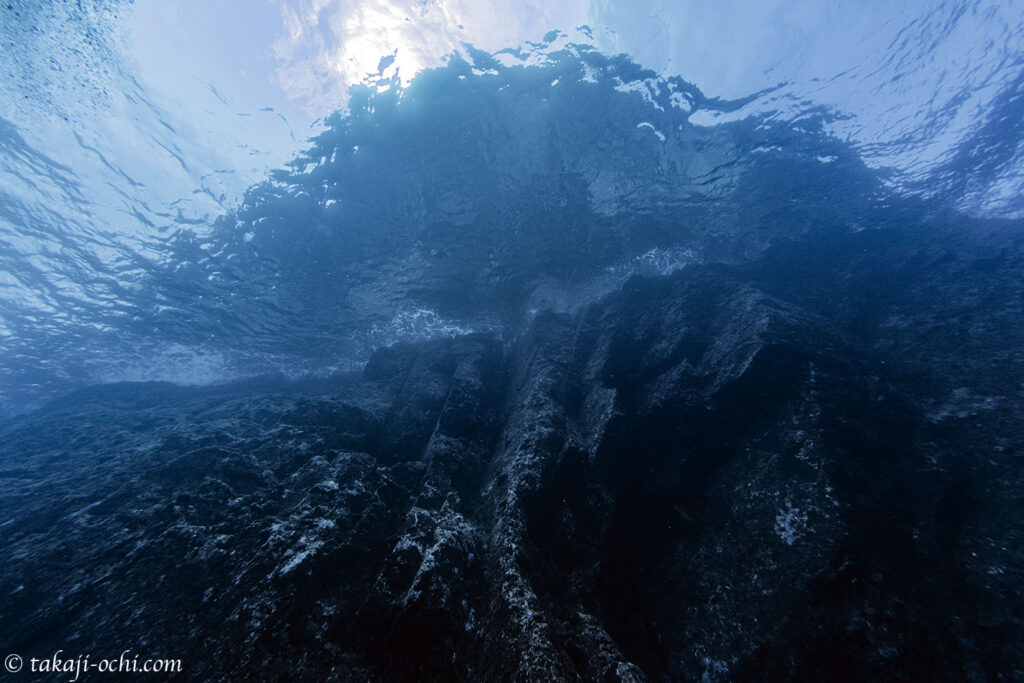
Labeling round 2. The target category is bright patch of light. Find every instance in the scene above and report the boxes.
[269,0,589,113]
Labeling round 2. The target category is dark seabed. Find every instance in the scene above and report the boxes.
[0,1,1022,680]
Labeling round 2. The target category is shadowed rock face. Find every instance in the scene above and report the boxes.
[1,219,1022,681]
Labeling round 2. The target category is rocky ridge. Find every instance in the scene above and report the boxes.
[0,219,1022,680]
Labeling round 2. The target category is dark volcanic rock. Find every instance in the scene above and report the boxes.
[0,221,1022,681]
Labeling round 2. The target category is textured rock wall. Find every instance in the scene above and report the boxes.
[0,222,1021,680]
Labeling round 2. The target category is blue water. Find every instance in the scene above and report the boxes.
[0,0,1022,419]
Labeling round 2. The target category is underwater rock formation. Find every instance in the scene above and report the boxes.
[1,216,1021,681]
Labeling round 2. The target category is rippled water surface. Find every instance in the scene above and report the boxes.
[0,0,1021,418]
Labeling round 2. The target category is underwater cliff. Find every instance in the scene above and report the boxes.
[1,3,1023,680]
[2,200,1022,679]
